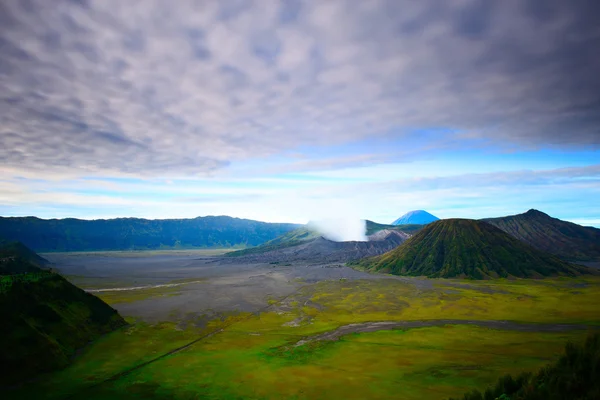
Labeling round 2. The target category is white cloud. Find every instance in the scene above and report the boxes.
[308,219,367,242]
[0,0,598,180]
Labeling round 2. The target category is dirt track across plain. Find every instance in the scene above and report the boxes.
[294,320,599,346]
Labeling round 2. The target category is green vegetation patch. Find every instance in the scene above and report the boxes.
[0,270,54,292]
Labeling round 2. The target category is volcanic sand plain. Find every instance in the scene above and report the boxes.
[7,251,600,400]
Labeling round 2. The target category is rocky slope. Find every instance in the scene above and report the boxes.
[483,209,600,261]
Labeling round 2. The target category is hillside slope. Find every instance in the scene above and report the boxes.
[483,209,600,261]
[0,216,300,252]
[0,243,126,386]
[0,239,50,274]
[359,219,586,279]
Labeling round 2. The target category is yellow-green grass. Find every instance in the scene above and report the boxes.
[304,276,600,327]
[93,279,210,305]
[6,276,600,400]
[94,286,184,305]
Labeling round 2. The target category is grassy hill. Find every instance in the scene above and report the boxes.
[450,333,600,400]
[357,219,587,279]
[482,209,600,261]
[0,216,300,252]
[0,242,126,386]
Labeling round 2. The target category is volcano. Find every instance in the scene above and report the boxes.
[358,219,589,279]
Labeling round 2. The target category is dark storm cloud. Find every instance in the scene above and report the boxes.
[0,0,598,177]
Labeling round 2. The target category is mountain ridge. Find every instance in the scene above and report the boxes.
[482,209,600,261]
[0,215,300,252]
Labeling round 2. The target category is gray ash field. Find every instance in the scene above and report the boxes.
[44,251,423,323]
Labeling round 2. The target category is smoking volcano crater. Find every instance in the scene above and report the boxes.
[225,224,410,264]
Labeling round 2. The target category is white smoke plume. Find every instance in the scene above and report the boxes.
[308,219,367,242]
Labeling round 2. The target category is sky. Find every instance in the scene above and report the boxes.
[0,0,599,226]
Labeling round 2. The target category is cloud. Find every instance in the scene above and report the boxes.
[259,153,398,175]
[1,163,599,226]
[315,164,600,198]
[0,0,599,179]
[387,164,600,191]
[308,219,367,242]
[175,194,264,204]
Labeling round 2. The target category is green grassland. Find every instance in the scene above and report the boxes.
[6,276,600,400]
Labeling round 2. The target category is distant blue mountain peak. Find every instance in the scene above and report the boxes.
[391,210,439,225]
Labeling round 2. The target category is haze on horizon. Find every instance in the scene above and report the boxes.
[0,0,599,227]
